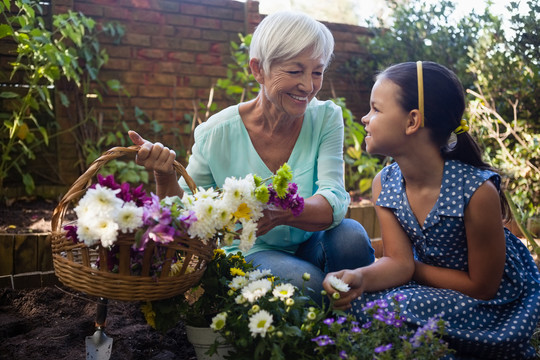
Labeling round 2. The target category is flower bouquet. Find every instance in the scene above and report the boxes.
[141,163,306,331]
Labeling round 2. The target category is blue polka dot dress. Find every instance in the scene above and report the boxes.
[351,160,540,359]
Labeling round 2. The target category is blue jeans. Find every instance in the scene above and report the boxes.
[245,218,375,304]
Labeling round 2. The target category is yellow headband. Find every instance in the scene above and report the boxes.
[416,61,425,127]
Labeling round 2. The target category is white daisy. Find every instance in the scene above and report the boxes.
[327,275,351,292]
[229,275,249,290]
[239,220,257,252]
[241,278,272,303]
[82,184,123,216]
[272,283,295,300]
[247,269,272,281]
[248,310,273,338]
[210,312,227,331]
[94,217,119,248]
[115,202,143,233]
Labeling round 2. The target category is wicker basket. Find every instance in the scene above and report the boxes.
[50,145,214,301]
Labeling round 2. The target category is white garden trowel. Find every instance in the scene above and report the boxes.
[86,297,113,360]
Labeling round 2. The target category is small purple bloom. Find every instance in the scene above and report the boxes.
[337,316,347,324]
[64,225,79,243]
[311,335,335,347]
[323,318,335,326]
[374,343,393,353]
[362,321,372,329]
[339,350,348,359]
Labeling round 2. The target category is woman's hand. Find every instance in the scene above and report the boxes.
[128,130,176,175]
[322,269,365,310]
[128,130,183,199]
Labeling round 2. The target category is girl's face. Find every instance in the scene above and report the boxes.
[361,78,410,156]
[259,49,325,118]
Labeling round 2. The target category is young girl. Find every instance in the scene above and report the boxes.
[323,61,540,359]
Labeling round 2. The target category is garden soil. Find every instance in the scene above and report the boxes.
[1,198,197,360]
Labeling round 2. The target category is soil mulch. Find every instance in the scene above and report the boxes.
[0,286,197,360]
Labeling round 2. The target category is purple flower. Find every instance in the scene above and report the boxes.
[323,318,335,326]
[374,343,393,353]
[64,225,79,243]
[394,293,407,302]
[362,321,372,329]
[339,350,348,359]
[337,316,347,324]
[96,174,120,190]
[311,335,335,346]
[362,301,376,311]
[351,325,361,333]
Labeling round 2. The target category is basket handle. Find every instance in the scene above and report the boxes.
[51,145,197,234]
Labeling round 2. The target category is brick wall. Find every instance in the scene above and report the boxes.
[1,0,372,188]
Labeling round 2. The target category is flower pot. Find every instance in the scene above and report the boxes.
[185,325,232,360]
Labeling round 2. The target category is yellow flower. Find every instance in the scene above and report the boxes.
[213,248,226,258]
[230,267,246,277]
[140,302,156,329]
[233,203,251,220]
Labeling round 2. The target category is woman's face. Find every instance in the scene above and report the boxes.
[260,50,325,118]
[361,78,410,156]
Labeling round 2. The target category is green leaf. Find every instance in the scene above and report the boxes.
[0,91,19,99]
[0,24,13,39]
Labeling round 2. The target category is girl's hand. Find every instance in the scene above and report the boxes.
[323,269,364,310]
[128,130,176,175]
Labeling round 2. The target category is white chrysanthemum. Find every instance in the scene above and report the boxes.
[241,278,272,303]
[239,220,257,252]
[180,192,195,209]
[327,275,351,292]
[222,175,255,204]
[94,217,119,248]
[76,217,100,247]
[272,283,295,300]
[193,187,219,201]
[115,202,143,233]
[74,196,96,220]
[213,199,234,230]
[188,197,219,240]
[81,184,123,216]
[229,275,249,290]
[248,310,273,338]
[235,294,246,304]
[247,269,272,281]
[210,312,227,331]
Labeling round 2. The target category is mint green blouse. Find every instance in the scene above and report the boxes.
[179,98,350,255]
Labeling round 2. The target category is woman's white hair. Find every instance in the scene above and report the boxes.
[249,11,335,74]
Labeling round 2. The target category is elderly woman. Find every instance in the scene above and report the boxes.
[129,11,374,299]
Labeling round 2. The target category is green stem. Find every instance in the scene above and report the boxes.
[504,190,539,253]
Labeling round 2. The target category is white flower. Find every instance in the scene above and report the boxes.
[210,312,227,331]
[229,275,249,290]
[81,184,123,216]
[327,275,351,292]
[115,202,143,233]
[239,220,257,252]
[248,310,273,338]
[272,283,295,300]
[241,278,272,303]
[247,269,272,281]
[76,218,100,247]
[94,217,119,247]
[188,197,219,240]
